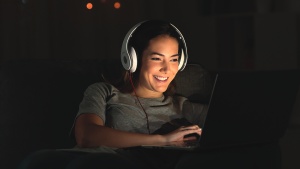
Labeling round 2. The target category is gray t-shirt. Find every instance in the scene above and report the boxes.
[64,82,208,153]
[75,82,207,134]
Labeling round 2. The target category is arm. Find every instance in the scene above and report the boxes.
[74,113,201,148]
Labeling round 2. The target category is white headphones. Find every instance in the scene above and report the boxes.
[120,21,188,73]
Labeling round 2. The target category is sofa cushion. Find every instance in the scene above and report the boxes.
[175,64,213,103]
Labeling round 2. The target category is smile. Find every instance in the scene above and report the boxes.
[154,75,168,81]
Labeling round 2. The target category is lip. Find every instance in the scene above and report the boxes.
[154,75,168,81]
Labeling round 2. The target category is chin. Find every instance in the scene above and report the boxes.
[154,87,168,93]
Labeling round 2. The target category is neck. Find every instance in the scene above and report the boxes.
[132,87,163,98]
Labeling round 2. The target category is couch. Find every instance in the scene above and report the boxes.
[0,58,214,169]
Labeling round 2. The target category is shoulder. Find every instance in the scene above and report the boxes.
[87,82,115,90]
[161,95,189,109]
[171,94,188,104]
[84,82,119,96]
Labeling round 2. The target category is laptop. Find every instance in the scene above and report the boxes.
[140,69,300,151]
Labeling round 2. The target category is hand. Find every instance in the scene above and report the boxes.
[163,125,202,143]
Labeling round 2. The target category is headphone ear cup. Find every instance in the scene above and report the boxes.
[178,49,185,71]
[121,51,132,71]
[129,47,138,73]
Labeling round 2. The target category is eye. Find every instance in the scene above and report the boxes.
[170,58,178,62]
[151,57,161,61]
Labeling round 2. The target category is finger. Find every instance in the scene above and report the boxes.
[181,125,200,130]
[183,136,198,141]
[182,128,202,136]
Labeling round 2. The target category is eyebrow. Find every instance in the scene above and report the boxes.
[150,52,179,57]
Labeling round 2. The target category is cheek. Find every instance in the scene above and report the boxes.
[140,63,156,79]
[171,64,179,73]
[168,67,178,81]
[144,62,159,72]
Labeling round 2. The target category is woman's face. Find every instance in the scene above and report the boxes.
[135,35,179,98]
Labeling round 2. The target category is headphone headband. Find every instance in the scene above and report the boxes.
[121,21,188,72]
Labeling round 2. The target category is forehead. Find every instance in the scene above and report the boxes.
[147,35,178,49]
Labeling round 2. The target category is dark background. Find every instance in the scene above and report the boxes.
[1,0,300,169]
[2,0,300,71]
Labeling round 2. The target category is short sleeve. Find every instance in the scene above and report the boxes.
[77,82,113,123]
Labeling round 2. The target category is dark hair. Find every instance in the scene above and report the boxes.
[104,20,184,96]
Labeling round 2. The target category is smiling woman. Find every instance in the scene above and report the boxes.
[136,34,179,98]
[18,20,207,169]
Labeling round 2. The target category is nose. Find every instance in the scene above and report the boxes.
[160,60,170,74]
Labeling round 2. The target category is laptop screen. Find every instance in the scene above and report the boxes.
[200,69,300,149]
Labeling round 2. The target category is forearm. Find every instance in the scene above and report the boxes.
[76,124,165,148]
[74,113,201,148]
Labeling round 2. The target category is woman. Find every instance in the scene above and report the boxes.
[19,20,207,169]
[73,20,203,148]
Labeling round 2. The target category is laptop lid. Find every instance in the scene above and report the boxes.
[199,69,300,149]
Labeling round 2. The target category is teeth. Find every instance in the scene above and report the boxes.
[154,75,168,81]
